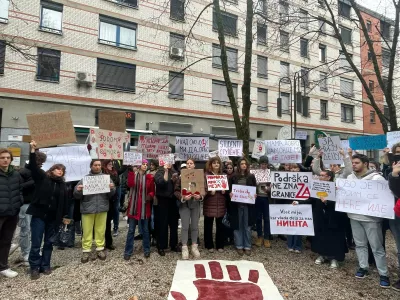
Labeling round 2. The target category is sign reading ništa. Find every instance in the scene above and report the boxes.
[269,204,315,236]
[138,135,170,160]
[26,110,77,148]
[265,140,302,164]
[175,137,209,161]
[83,175,110,196]
[270,172,312,200]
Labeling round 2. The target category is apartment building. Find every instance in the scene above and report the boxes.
[0,0,365,154]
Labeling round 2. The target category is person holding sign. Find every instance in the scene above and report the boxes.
[312,146,353,179]
[73,160,116,263]
[229,158,257,256]
[27,141,70,280]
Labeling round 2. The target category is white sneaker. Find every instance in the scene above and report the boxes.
[123,216,128,221]
[182,246,189,260]
[178,219,182,229]
[8,243,18,256]
[191,244,200,258]
[0,269,18,278]
[330,259,339,269]
[315,256,326,265]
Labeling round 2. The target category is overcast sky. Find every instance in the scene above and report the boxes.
[359,0,396,19]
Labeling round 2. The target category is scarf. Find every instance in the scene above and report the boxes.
[129,172,147,219]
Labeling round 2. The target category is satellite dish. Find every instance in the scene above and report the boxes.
[277,126,294,140]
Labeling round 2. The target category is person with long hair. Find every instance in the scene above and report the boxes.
[229,157,257,256]
[27,141,70,280]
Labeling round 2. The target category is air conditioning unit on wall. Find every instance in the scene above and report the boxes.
[75,72,93,86]
[170,47,184,59]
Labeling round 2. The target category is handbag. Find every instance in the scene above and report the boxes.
[55,221,74,245]
[222,211,230,228]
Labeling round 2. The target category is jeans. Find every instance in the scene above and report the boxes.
[113,186,121,230]
[287,235,302,251]
[350,219,388,276]
[389,215,400,274]
[0,215,18,272]
[180,204,200,245]
[19,204,32,258]
[234,205,251,250]
[255,196,270,239]
[29,217,56,272]
[125,218,150,256]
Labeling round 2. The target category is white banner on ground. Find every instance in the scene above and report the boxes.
[252,140,266,159]
[175,137,209,161]
[250,169,271,183]
[123,151,142,166]
[138,135,170,159]
[335,179,394,219]
[269,204,315,236]
[310,180,336,201]
[218,140,243,157]
[270,172,312,200]
[265,140,302,163]
[40,146,91,182]
[318,136,342,164]
[231,184,257,204]
[82,175,110,195]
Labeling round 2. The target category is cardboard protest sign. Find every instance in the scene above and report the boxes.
[90,128,130,159]
[159,153,175,166]
[123,151,142,166]
[250,169,271,183]
[26,110,76,148]
[295,131,308,140]
[98,110,126,133]
[310,180,336,201]
[22,135,32,143]
[206,174,229,191]
[252,140,266,159]
[231,184,257,204]
[265,140,302,163]
[269,204,314,236]
[218,140,243,157]
[181,169,205,196]
[82,174,110,195]
[349,135,387,150]
[270,172,312,200]
[335,179,394,219]
[175,137,209,161]
[387,131,400,149]
[318,136,342,164]
[138,135,170,159]
[40,146,91,182]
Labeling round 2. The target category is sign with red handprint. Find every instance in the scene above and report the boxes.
[90,128,130,159]
[251,140,266,159]
[206,175,229,191]
[169,260,284,300]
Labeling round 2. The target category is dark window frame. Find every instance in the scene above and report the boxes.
[370,110,376,123]
[96,58,136,92]
[212,9,238,37]
[320,100,328,119]
[369,80,374,93]
[339,26,352,45]
[170,0,185,21]
[212,44,238,72]
[168,71,184,100]
[341,104,354,123]
[280,31,289,52]
[212,80,238,106]
[257,23,267,45]
[257,55,268,78]
[319,44,326,62]
[257,88,268,111]
[39,0,63,34]
[0,41,5,75]
[366,20,372,32]
[300,38,308,58]
[338,1,351,19]
[36,48,61,82]
[99,15,137,50]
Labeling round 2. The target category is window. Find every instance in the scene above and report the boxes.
[36,48,61,82]
[318,0,324,7]
[301,67,309,87]
[40,1,63,34]
[318,18,326,34]
[257,23,267,45]
[280,92,290,114]
[170,33,185,59]
[341,104,354,122]
[300,39,308,58]
[380,21,391,40]
[0,41,5,75]
[319,44,326,62]
[280,61,289,80]
[0,0,9,23]
[257,88,268,111]
[115,0,137,7]
[340,26,352,44]
[320,72,328,91]
[160,122,192,134]
[369,80,374,92]
[368,51,372,61]
[280,31,289,52]
[168,72,184,100]
[257,131,263,138]
[370,111,376,123]
[99,15,137,49]
[213,9,238,36]
[279,1,289,23]
[382,49,390,67]
[340,77,354,97]
[338,1,351,18]
[257,56,268,78]
[383,76,389,93]
[339,51,352,69]
[255,0,267,15]
[366,20,372,32]
[297,94,309,116]
[212,44,238,71]
[170,0,185,21]
[299,9,308,30]
[212,80,238,106]
[384,105,389,118]
[96,58,136,92]
[320,100,328,119]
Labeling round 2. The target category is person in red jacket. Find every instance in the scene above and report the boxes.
[123,160,155,259]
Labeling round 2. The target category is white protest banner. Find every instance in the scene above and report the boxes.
[270,172,312,200]
[218,140,243,157]
[341,140,350,157]
[252,140,266,159]
[269,204,314,236]
[159,153,175,166]
[295,131,308,140]
[208,150,230,162]
[82,174,110,195]
[206,174,229,191]
[90,128,130,160]
[231,184,257,204]
[318,136,342,164]
[123,151,142,166]
[265,140,302,163]
[250,169,271,183]
[387,131,400,149]
[138,135,170,159]
[335,179,394,219]
[40,146,91,182]
[310,180,336,201]
[175,137,209,161]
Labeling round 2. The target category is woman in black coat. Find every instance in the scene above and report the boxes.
[27,141,70,280]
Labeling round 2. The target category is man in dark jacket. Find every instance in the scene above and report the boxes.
[0,148,23,278]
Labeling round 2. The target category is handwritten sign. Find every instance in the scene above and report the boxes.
[206,174,229,191]
[335,179,394,219]
[123,151,142,166]
[340,140,350,157]
[295,131,308,140]
[82,174,110,195]
[252,140,266,159]
[209,150,229,162]
[387,131,400,149]
[175,137,209,161]
[40,146,91,182]
[271,172,312,200]
[349,135,387,150]
[250,169,271,183]
[231,184,257,204]
[26,110,76,148]
[90,128,130,159]
[310,180,336,201]
[269,204,315,236]
[159,153,175,166]
[265,140,302,163]
[98,110,126,133]
[138,135,170,159]
[218,140,243,157]
[318,136,342,164]
[181,169,205,196]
